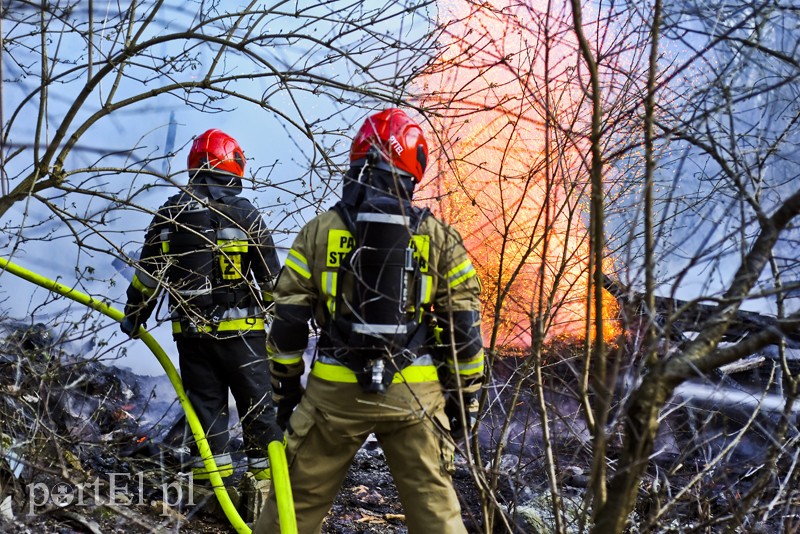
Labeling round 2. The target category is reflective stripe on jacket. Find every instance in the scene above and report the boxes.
[310,354,440,384]
[270,208,485,390]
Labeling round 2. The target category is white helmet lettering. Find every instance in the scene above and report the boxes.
[388,135,404,155]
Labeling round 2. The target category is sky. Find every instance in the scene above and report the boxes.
[2,0,799,374]
[0,0,432,374]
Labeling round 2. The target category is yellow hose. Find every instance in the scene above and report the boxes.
[268,440,297,532]
[0,256,296,534]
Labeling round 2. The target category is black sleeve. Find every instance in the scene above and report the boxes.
[269,303,313,354]
[123,206,169,323]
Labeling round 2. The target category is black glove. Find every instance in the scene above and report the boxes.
[120,316,145,338]
[445,392,480,442]
[276,389,303,431]
[272,376,304,431]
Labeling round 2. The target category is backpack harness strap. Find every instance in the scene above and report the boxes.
[326,199,432,393]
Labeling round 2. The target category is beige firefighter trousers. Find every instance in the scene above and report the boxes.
[253,376,467,534]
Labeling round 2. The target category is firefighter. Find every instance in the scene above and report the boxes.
[120,129,283,487]
[254,108,485,533]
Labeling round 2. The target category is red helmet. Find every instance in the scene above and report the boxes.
[349,108,428,183]
[187,129,245,177]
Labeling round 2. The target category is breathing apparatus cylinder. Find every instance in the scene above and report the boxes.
[347,197,417,393]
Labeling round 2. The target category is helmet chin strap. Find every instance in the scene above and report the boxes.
[366,145,382,166]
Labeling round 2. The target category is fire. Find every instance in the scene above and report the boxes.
[415,0,621,347]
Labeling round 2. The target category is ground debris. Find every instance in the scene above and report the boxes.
[2,319,789,533]
[0,322,482,533]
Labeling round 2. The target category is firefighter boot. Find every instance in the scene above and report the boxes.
[237,468,271,524]
[190,460,238,520]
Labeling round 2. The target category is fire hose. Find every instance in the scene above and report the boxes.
[0,257,296,534]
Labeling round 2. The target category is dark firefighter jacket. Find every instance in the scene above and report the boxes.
[123,175,281,337]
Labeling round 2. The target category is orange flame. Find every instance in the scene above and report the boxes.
[416,0,620,347]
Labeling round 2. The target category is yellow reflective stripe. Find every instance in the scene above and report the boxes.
[395,365,440,382]
[269,350,304,366]
[286,248,311,279]
[160,229,170,253]
[221,318,265,331]
[218,239,248,253]
[322,271,337,314]
[311,361,439,383]
[171,317,265,334]
[252,467,272,481]
[311,361,358,383]
[192,463,234,480]
[190,452,233,468]
[132,270,159,289]
[322,271,337,297]
[132,273,158,297]
[447,259,476,288]
[419,274,432,304]
[448,349,485,376]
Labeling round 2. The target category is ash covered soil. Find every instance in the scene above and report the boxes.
[318,443,484,534]
[2,322,785,533]
[1,443,486,534]
[0,322,492,534]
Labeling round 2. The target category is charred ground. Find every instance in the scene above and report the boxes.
[0,322,488,534]
[0,321,795,533]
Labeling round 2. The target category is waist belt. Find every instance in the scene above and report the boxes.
[311,354,439,384]
[172,316,264,335]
